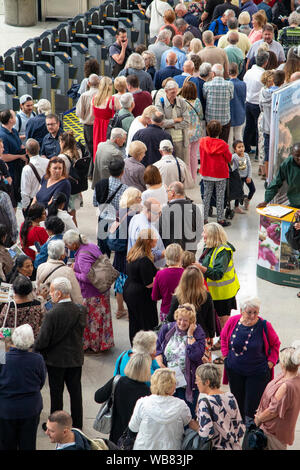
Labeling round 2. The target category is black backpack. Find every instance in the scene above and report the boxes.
[66,154,90,195]
[106,111,132,140]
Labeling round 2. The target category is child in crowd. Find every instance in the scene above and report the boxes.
[232,140,256,213]
[181,250,196,269]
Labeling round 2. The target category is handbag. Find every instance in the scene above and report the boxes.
[117,426,136,450]
[285,212,300,250]
[242,422,268,450]
[0,300,17,355]
[182,398,215,451]
[93,374,121,434]
[107,212,129,253]
[86,253,119,294]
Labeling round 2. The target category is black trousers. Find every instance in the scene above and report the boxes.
[46,365,83,429]
[0,413,40,450]
[225,363,271,422]
[243,102,261,154]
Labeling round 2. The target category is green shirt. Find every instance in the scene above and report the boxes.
[118,108,135,135]
[265,156,300,208]
[224,45,245,74]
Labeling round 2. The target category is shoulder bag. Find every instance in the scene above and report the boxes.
[93,374,122,434]
[0,300,17,356]
[285,212,300,250]
[182,397,215,450]
[242,421,268,450]
[81,250,119,294]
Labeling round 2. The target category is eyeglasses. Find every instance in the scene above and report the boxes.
[178,305,193,311]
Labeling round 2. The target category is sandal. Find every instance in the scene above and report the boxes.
[116,310,128,319]
[213,357,224,365]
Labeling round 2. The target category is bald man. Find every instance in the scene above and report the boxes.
[160,35,187,70]
[154,51,182,90]
[173,60,202,98]
[224,31,245,74]
[290,71,300,82]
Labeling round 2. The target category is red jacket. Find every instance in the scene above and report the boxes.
[199,137,232,179]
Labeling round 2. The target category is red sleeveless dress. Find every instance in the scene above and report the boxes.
[92,96,115,162]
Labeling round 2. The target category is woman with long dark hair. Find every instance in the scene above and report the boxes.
[7,255,34,284]
[19,203,48,261]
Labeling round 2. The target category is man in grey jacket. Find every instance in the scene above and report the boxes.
[92,128,127,189]
[156,80,190,164]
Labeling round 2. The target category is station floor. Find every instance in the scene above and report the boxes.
[2,15,300,451]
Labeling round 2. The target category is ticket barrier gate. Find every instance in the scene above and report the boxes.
[102,1,139,49]
[88,6,117,75]
[119,0,148,45]
[0,80,18,112]
[1,47,41,101]
[72,13,107,66]
[21,37,60,107]
[40,29,78,114]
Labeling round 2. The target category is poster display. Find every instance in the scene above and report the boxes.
[268,80,300,203]
[257,213,300,287]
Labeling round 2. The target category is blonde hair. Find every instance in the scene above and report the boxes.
[93,77,113,107]
[142,105,158,119]
[114,76,127,94]
[253,11,267,27]
[124,352,152,382]
[261,69,274,87]
[174,302,197,324]
[119,186,142,209]
[181,250,196,269]
[279,345,300,372]
[150,368,176,396]
[189,38,203,54]
[203,222,228,248]
[142,50,157,67]
[175,266,207,309]
[127,228,156,263]
[238,11,250,25]
[128,140,147,159]
[132,330,157,355]
[165,243,183,266]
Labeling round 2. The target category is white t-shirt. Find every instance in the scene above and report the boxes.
[141,185,168,207]
[126,117,146,156]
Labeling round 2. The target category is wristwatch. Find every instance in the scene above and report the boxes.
[187,335,194,339]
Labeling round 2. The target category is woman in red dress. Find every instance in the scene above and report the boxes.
[92,77,121,162]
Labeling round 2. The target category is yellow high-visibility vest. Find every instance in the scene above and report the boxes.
[206,244,240,301]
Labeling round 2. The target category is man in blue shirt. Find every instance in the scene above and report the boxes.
[0,109,27,205]
[154,51,182,90]
[209,10,231,45]
[228,62,247,151]
[173,60,202,99]
[160,35,186,70]
[41,114,63,159]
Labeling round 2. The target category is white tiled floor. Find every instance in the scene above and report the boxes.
[2,14,300,451]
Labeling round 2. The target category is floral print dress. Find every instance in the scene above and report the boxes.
[197,392,245,450]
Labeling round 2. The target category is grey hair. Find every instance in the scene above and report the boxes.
[165,243,183,266]
[48,239,66,260]
[175,18,188,30]
[240,296,261,311]
[36,98,51,115]
[88,73,101,87]
[110,127,127,140]
[212,63,224,76]
[202,30,214,45]
[280,345,300,371]
[126,53,145,70]
[289,11,300,26]
[124,352,151,383]
[51,277,72,295]
[142,50,157,67]
[63,229,88,246]
[199,62,212,78]
[12,324,34,350]
[157,29,172,42]
[164,80,179,90]
[196,363,221,389]
[256,51,269,67]
[120,92,134,110]
[228,17,238,29]
[159,139,173,152]
[224,8,235,17]
[132,330,157,354]
[169,181,185,196]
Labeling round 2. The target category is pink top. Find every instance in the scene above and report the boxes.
[220,314,280,384]
[248,28,263,44]
[151,267,184,319]
[258,373,300,445]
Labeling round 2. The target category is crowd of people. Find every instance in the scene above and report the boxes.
[0,0,300,452]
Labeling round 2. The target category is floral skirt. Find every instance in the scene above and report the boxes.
[83,292,114,352]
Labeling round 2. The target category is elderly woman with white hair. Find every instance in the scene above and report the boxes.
[142,50,157,80]
[107,186,143,319]
[220,296,280,425]
[63,230,114,354]
[118,53,154,92]
[113,330,160,379]
[36,239,83,306]
[0,324,46,450]
[122,141,147,191]
[118,92,135,134]
[254,342,300,450]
